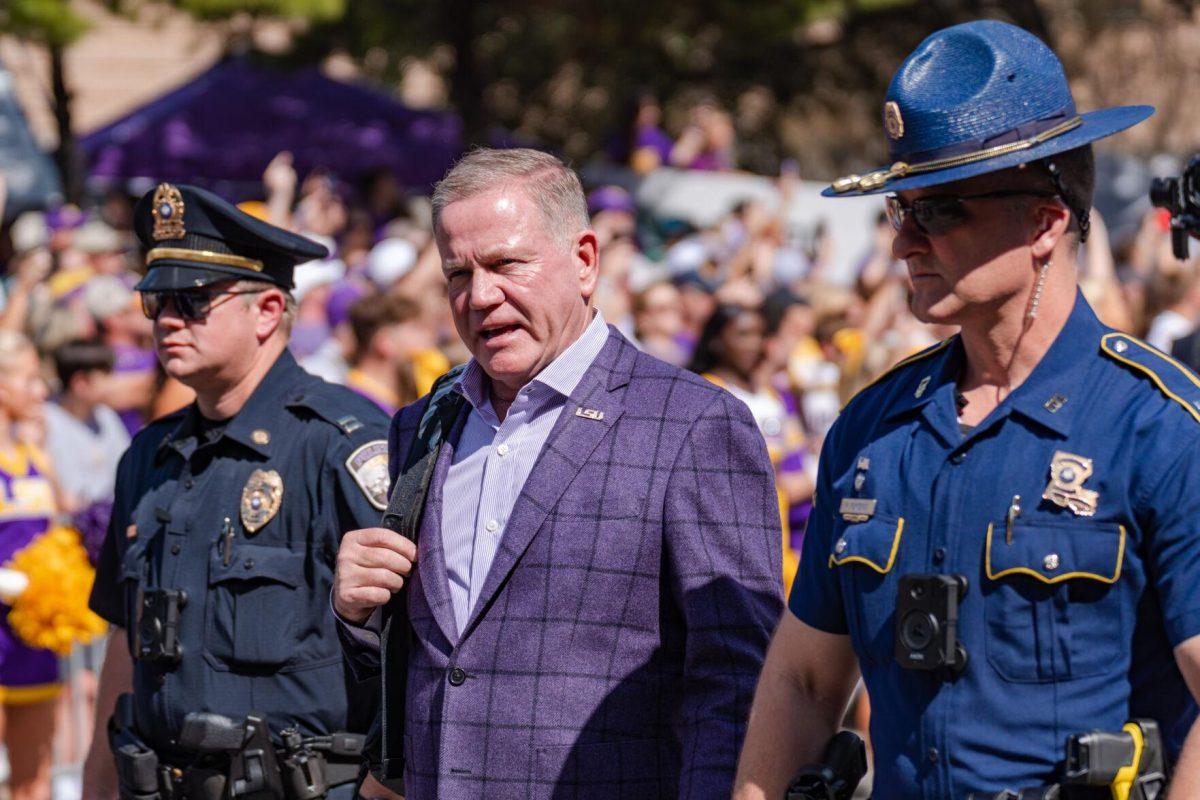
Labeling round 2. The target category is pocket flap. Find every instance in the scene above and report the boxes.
[828,516,905,574]
[985,521,1125,584]
[120,541,147,580]
[209,544,303,588]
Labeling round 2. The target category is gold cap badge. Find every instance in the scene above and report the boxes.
[240,469,283,533]
[1042,451,1098,516]
[884,101,905,141]
[151,183,186,241]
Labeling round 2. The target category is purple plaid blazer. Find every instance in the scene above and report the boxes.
[345,328,782,799]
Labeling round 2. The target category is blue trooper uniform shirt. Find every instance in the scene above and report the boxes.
[90,350,391,752]
[791,293,1200,798]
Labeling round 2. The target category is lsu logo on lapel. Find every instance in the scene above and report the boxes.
[575,407,605,421]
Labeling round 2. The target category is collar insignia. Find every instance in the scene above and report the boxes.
[1043,394,1067,413]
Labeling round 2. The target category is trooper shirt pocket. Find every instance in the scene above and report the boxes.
[982,519,1128,682]
[828,515,907,665]
[206,543,304,668]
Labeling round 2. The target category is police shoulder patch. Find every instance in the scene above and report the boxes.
[1100,332,1200,424]
[345,439,390,511]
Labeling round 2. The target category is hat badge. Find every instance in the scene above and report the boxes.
[151,183,186,241]
[884,101,905,140]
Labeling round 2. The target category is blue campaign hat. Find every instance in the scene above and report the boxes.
[132,183,328,291]
[825,20,1153,197]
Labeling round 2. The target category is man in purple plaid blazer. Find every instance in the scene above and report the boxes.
[333,148,783,800]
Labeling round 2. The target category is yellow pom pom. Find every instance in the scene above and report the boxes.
[7,526,108,655]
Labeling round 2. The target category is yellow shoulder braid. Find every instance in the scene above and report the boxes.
[1100,332,1200,424]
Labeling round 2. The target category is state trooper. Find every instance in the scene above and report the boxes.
[735,20,1200,800]
[82,184,391,799]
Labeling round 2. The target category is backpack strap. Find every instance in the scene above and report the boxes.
[376,365,466,786]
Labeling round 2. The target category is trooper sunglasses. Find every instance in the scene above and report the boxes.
[140,286,265,321]
[885,189,1057,236]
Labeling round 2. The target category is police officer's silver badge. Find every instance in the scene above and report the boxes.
[346,440,389,511]
[240,469,284,533]
[1042,451,1098,516]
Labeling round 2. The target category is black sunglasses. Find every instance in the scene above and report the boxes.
[885,190,1057,236]
[140,287,264,322]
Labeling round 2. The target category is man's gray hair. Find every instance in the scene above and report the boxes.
[232,279,297,336]
[431,148,589,245]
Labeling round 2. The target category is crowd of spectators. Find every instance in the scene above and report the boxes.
[0,119,1190,792]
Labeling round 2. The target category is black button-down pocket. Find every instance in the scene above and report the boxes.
[206,544,303,668]
[828,516,905,665]
[983,520,1127,682]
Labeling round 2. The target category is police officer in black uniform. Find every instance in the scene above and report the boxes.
[82,184,391,800]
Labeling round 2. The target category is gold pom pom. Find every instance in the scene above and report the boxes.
[7,526,108,655]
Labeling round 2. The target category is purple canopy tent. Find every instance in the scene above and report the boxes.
[81,58,462,198]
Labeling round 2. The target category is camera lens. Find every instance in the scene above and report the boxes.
[1150,177,1177,211]
[138,614,161,650]
[900,610,939,651]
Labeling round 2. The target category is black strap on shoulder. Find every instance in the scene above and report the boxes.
[376,366,465,787]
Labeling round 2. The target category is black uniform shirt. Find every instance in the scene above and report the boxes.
[91,350,391,751]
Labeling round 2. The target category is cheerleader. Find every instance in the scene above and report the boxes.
[0,330,56,800]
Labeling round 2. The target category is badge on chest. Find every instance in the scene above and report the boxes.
[1042,451,1098,517]
[240,469,283,533]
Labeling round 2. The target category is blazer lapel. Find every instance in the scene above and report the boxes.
[412,410,467,646]
[459,331,635,641]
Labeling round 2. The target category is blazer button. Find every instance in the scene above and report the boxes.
[448,667,467,686]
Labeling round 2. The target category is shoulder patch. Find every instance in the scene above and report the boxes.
[1101,332,1200,424]
[345,440,390,511]
[844,336,956,408]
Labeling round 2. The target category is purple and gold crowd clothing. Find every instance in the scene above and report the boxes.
[701,372,809,594]
[346,368,401,417]
[345,351,452,418]
[0,443,61,704]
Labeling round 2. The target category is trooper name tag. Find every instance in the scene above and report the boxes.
[840,497,878,522]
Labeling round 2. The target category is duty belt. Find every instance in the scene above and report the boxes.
[109,694,363,800]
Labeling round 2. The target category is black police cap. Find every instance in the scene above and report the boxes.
[133,183,328,291]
